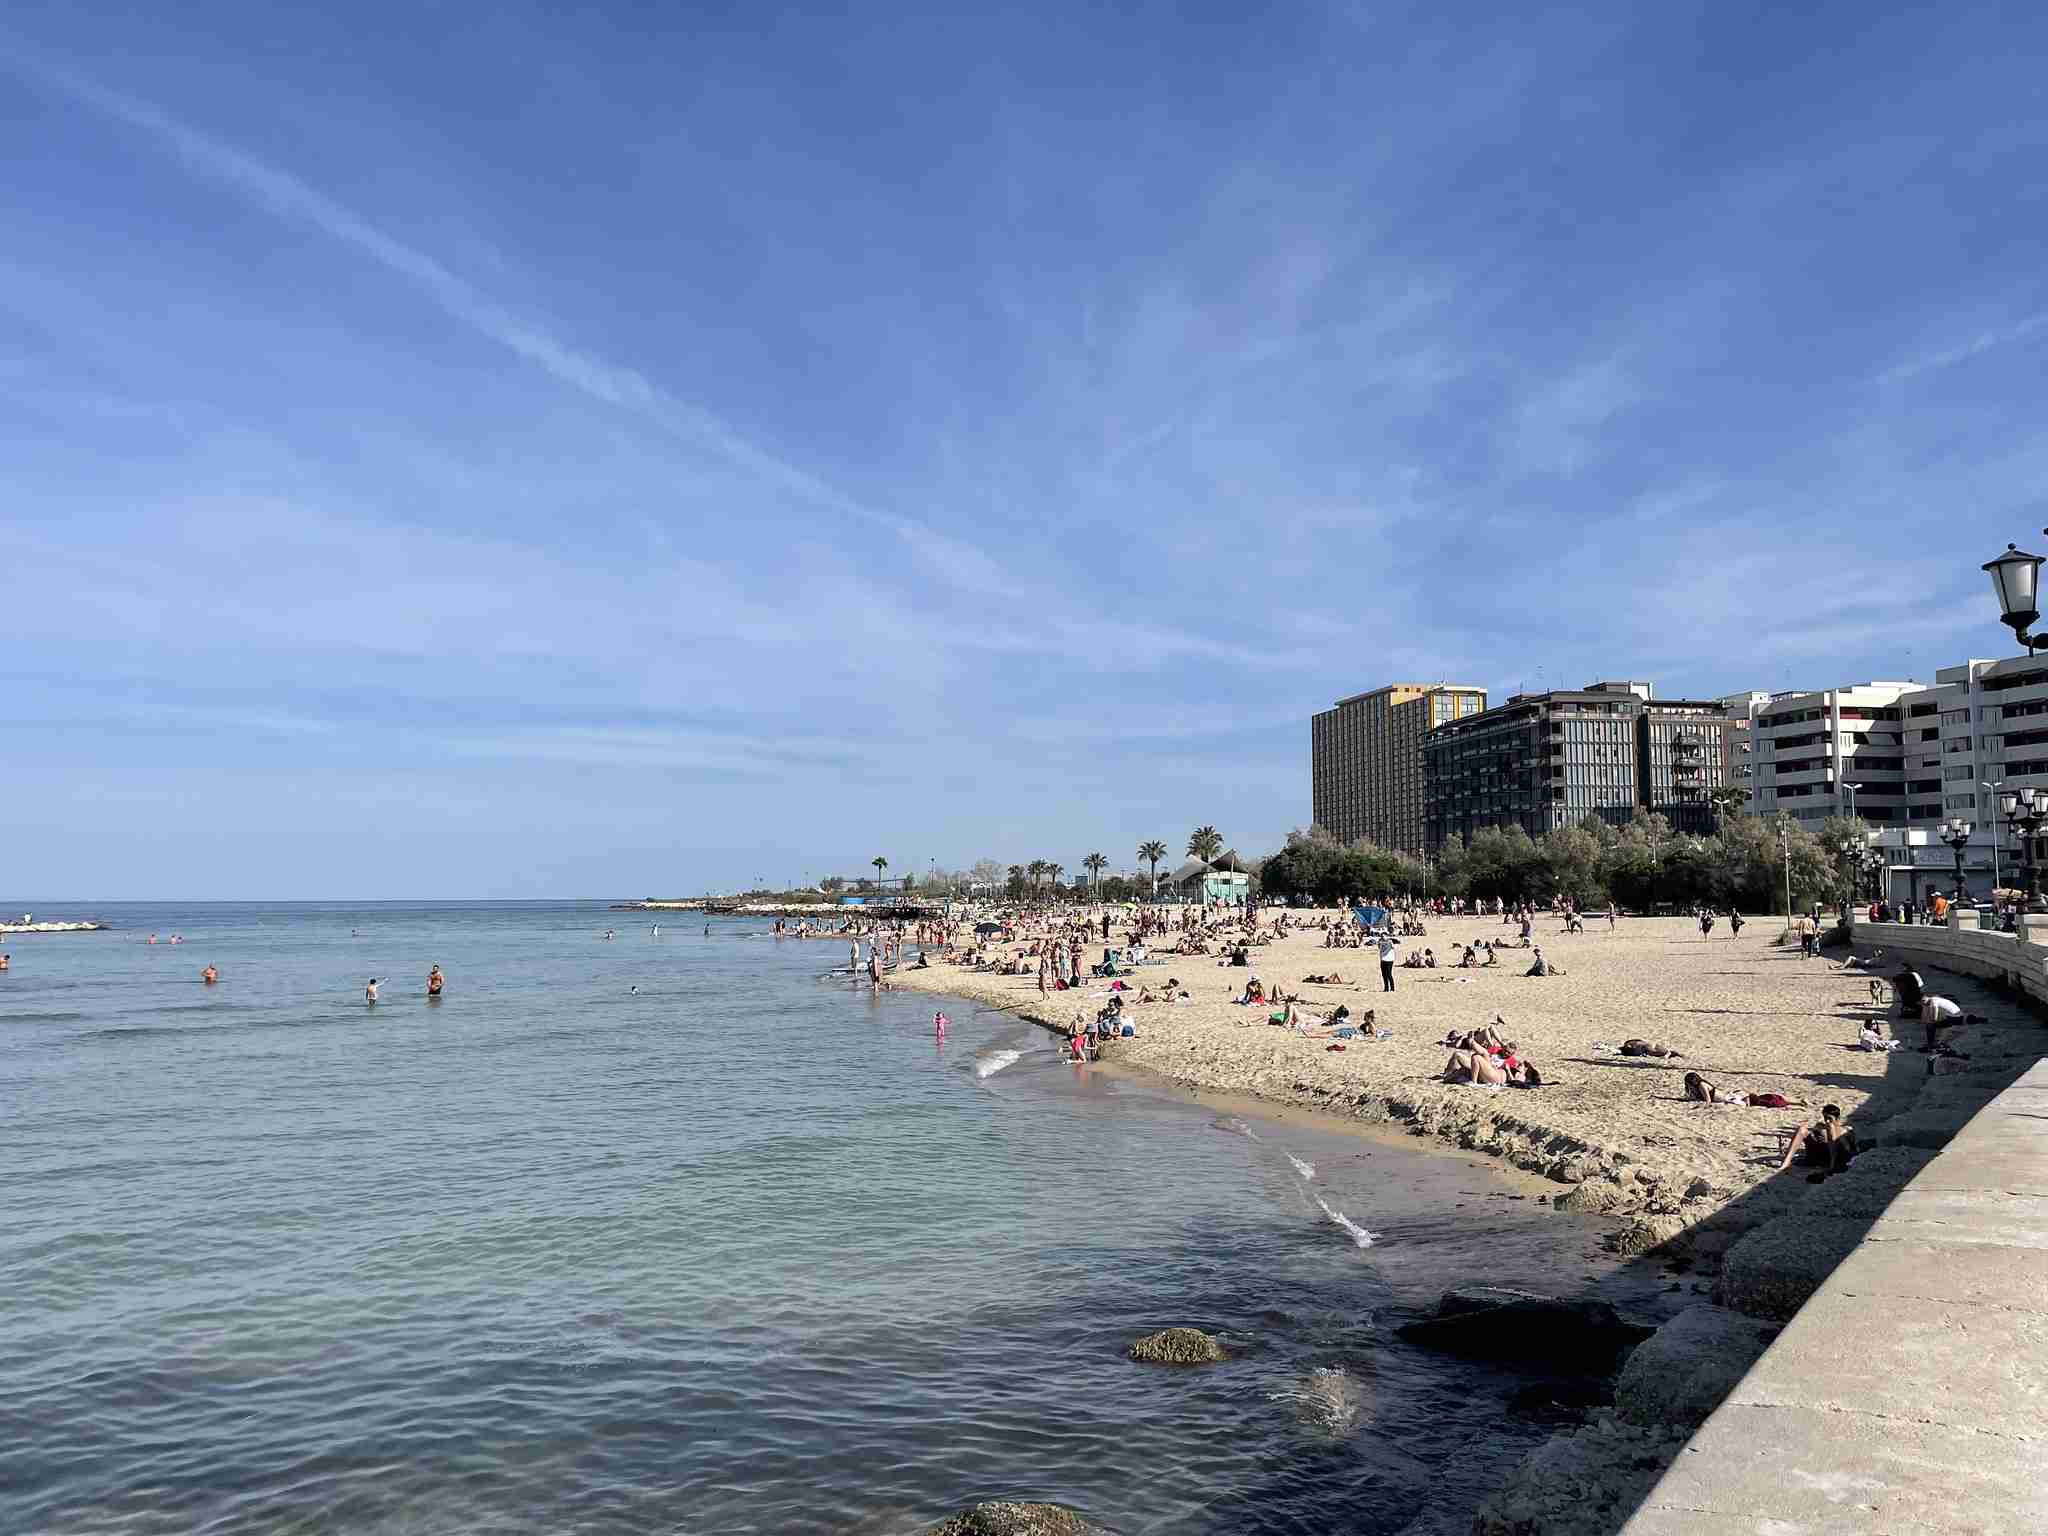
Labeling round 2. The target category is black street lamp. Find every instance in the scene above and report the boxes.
[1834,835,1862,916]
[1998,789,2048,911]
[1939,817,1974,904]
[1984,539,2048,653]
[1860,845,1887,903]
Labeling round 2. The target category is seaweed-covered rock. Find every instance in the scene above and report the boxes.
[1614,1305,1778,1429]
[1126,1327,1225,1365]
[925,1502,1096,1536]
[1717,1213,1867,1321]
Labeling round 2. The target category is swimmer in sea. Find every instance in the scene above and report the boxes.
[427,965,444,998]
[630,985,640,995]
[934,1011,949,1038]
[365,977,379,1004]
[202,964,218,984]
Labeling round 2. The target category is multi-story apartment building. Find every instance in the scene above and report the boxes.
[1717,690,1770,805]
[1310,683,1486,854]
[1420,682,1736,852]
[1749,682,1921,827]
[1751,664,2019,901]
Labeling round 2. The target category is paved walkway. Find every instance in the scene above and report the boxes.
[1620,1056,2048,1533]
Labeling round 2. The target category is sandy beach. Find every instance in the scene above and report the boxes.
[894,911,2042,1244]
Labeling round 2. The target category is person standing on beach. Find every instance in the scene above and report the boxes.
[1378,933,1398,992]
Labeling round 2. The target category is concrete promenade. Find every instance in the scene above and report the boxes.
[1621,918,2048,1534]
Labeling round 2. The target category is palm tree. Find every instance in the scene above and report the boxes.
[1083,852,1108,895]
[1138,840,1168,897]
[872,856,889,891]
[1046,862,1065,900]
[1187,825,1224,862]
[1027,859,1049,901]
[1007,863,1026,895]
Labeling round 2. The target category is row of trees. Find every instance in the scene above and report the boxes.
[1257,812,1861,914]
[831,812,1857,916]
[815,827,1238,905]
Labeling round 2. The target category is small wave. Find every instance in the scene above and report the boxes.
[1287,1154,1316,1182]
[975,1048,1022,1079]
[1315,1196,1379,1249]
[1213,1116,1260,1141]
[1267,1365,1362,1434]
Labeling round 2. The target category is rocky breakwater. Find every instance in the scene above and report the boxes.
[1473,961,2043,1536]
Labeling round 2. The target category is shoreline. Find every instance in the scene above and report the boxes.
[893,913,2047,1533]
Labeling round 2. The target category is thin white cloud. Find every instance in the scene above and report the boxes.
[14,58,946,549]
[1873,311,2048,386]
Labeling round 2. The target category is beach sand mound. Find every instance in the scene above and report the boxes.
[1126,1327,1225,1364]
[924,1502,1097,1536]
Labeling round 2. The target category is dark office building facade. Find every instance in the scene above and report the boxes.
[1422,682,1735,852]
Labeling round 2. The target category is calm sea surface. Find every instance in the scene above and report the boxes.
[1,902,1654,1535]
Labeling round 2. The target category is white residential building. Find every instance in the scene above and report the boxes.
[1717,690,1771,804]
[1751,682,1924,828]
[1755,660,2013,901]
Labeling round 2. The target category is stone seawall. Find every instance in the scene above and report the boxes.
[1615,1052,2048,1533]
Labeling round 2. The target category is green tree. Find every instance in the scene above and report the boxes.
[1187,825,1225,862]
[1709,784,1752,821]
[1083,851,1109,894]
[872,856,889,889]
[1138,840,1168,896]
[1026,860,1049,900]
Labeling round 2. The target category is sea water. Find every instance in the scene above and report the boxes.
[0,902,1649,1535]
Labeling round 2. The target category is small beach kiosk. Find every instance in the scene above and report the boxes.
[1165,855,1251,907]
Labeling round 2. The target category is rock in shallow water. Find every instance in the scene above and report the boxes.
[924,1502,1097,1536]
[1126,1326,1226,1364]
[1397,1295,1654,1368]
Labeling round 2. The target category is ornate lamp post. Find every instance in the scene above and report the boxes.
[1861,845,1887,904]
[1999,789,2048,911]
[1940,817,1974,904]
[1834,835,1862,916]
[1985,541,2048,653]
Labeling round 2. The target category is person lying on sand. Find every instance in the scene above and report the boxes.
[1442,1048,1542,1087]
[1440,1023,1509,1053]
[1684,1071,1801,1109]
[1301,972,1348,985]
[1620,1038,1684,1058]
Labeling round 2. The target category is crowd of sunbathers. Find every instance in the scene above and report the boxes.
[1436,1017,1544,1086]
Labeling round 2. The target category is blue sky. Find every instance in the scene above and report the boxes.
[4,2,2045,898]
